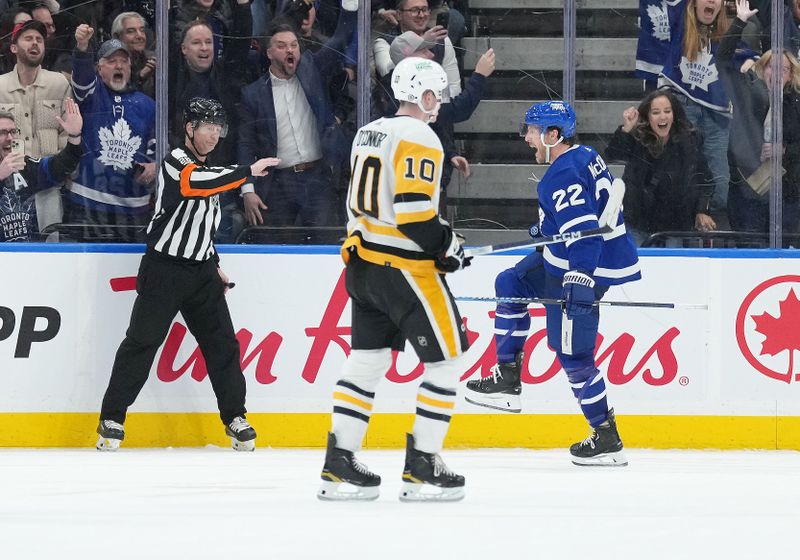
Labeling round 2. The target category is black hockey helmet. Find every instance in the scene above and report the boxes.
[184,97,228,138]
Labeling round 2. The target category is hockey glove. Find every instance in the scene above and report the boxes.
[436,229,472,273]
[561,271,596,319]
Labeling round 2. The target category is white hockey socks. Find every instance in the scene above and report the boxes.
[332,379,375,452]
[330,349,390,452]
[412,381,457,454]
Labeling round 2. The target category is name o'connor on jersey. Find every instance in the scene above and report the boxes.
[538,145,641,286]
[355,129,388,148]
[342,115,445,273]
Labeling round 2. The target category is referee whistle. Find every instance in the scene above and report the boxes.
[226,282,236,289]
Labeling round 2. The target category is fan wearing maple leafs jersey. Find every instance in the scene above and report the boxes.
[0,101,82,241]
[636,0,673,81]
[658,0,740,215]
[659,0,732,113]
[68,27,156,239]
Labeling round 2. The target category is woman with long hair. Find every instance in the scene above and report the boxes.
[718,0,800,235]
[605,89,716,246]
[660,0,733,222]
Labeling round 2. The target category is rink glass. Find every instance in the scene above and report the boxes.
[8,0,791,248]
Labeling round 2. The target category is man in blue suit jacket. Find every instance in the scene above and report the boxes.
[238,3,356,229]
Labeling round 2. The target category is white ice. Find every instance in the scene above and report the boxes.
[0,448,797,559]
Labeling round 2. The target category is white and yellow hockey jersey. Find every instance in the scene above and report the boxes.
[341,115,449,274]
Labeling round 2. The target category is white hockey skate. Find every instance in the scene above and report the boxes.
[226,416,257,451]
[96,420,124,451]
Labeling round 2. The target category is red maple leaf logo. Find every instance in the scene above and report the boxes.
[751,288,800,378]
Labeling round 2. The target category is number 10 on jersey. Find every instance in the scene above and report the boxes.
[349,155,437,219]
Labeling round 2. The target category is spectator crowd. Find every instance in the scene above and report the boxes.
[0,0,485,244]
[628,0,800,244]
[0,0,797,245]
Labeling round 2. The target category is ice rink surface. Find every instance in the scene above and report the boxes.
[0,447,797,560]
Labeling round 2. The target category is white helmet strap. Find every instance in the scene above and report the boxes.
[539,130,564,164]
[416,89,442,123]
[418,99,441,123]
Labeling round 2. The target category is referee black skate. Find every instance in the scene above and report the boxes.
[96,98,280,452]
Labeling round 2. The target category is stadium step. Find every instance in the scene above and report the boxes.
[462,37,637,72]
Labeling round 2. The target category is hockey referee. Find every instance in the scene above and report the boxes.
[96,97,280,452]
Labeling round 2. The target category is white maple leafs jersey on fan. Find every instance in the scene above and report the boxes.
[341,115,446,274]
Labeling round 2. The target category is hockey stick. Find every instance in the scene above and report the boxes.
[464,224,614,257]
[464,178,627,258]
[454,296,708,310]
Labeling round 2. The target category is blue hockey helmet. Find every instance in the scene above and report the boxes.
[520,101,577,139]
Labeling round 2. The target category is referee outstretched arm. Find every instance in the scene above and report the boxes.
[147,98,280,262]
[176,153,280,198]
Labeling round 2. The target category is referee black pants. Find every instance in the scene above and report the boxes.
[100,250,247,426]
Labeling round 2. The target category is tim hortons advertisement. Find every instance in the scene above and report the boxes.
[0,249,798,415]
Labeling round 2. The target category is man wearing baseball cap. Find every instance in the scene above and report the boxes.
[96,38,129,62]
[67,23,156,242]
[383,30,497,209]
[387,31,496,124]
[0,17,72,234]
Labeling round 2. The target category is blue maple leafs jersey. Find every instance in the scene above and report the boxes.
[537,145,641,286]
[69,51,156,215]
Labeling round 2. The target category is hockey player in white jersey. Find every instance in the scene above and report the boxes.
[464,101,641,466]
[317,57,471,501]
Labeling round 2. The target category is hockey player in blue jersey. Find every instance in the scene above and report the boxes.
[464,101,641,466]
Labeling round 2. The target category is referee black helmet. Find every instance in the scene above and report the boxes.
[184,97,228,138]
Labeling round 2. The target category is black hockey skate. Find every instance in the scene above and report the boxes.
[399,433,465,502]
[225,416,257,451]
[96,419,124,451]
[570,409,628,466]
[317,432,381,501]
[464,352,523,413]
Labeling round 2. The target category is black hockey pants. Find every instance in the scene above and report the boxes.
[100,250,247,425]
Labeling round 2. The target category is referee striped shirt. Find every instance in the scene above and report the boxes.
[146,147,249,261]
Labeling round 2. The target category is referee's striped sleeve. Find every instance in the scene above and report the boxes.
[164,156,250,198]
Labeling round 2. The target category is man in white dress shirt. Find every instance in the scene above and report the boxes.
[237,2,358,230]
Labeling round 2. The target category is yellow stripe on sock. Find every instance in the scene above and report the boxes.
[333,391,374,412]
[417,394,455,410]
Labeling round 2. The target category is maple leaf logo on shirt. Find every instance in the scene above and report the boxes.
[97,118,142,172]
[678,50,719,92]
[751,288,800,377]
[647,2,670,42]
[0,185,35,241]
